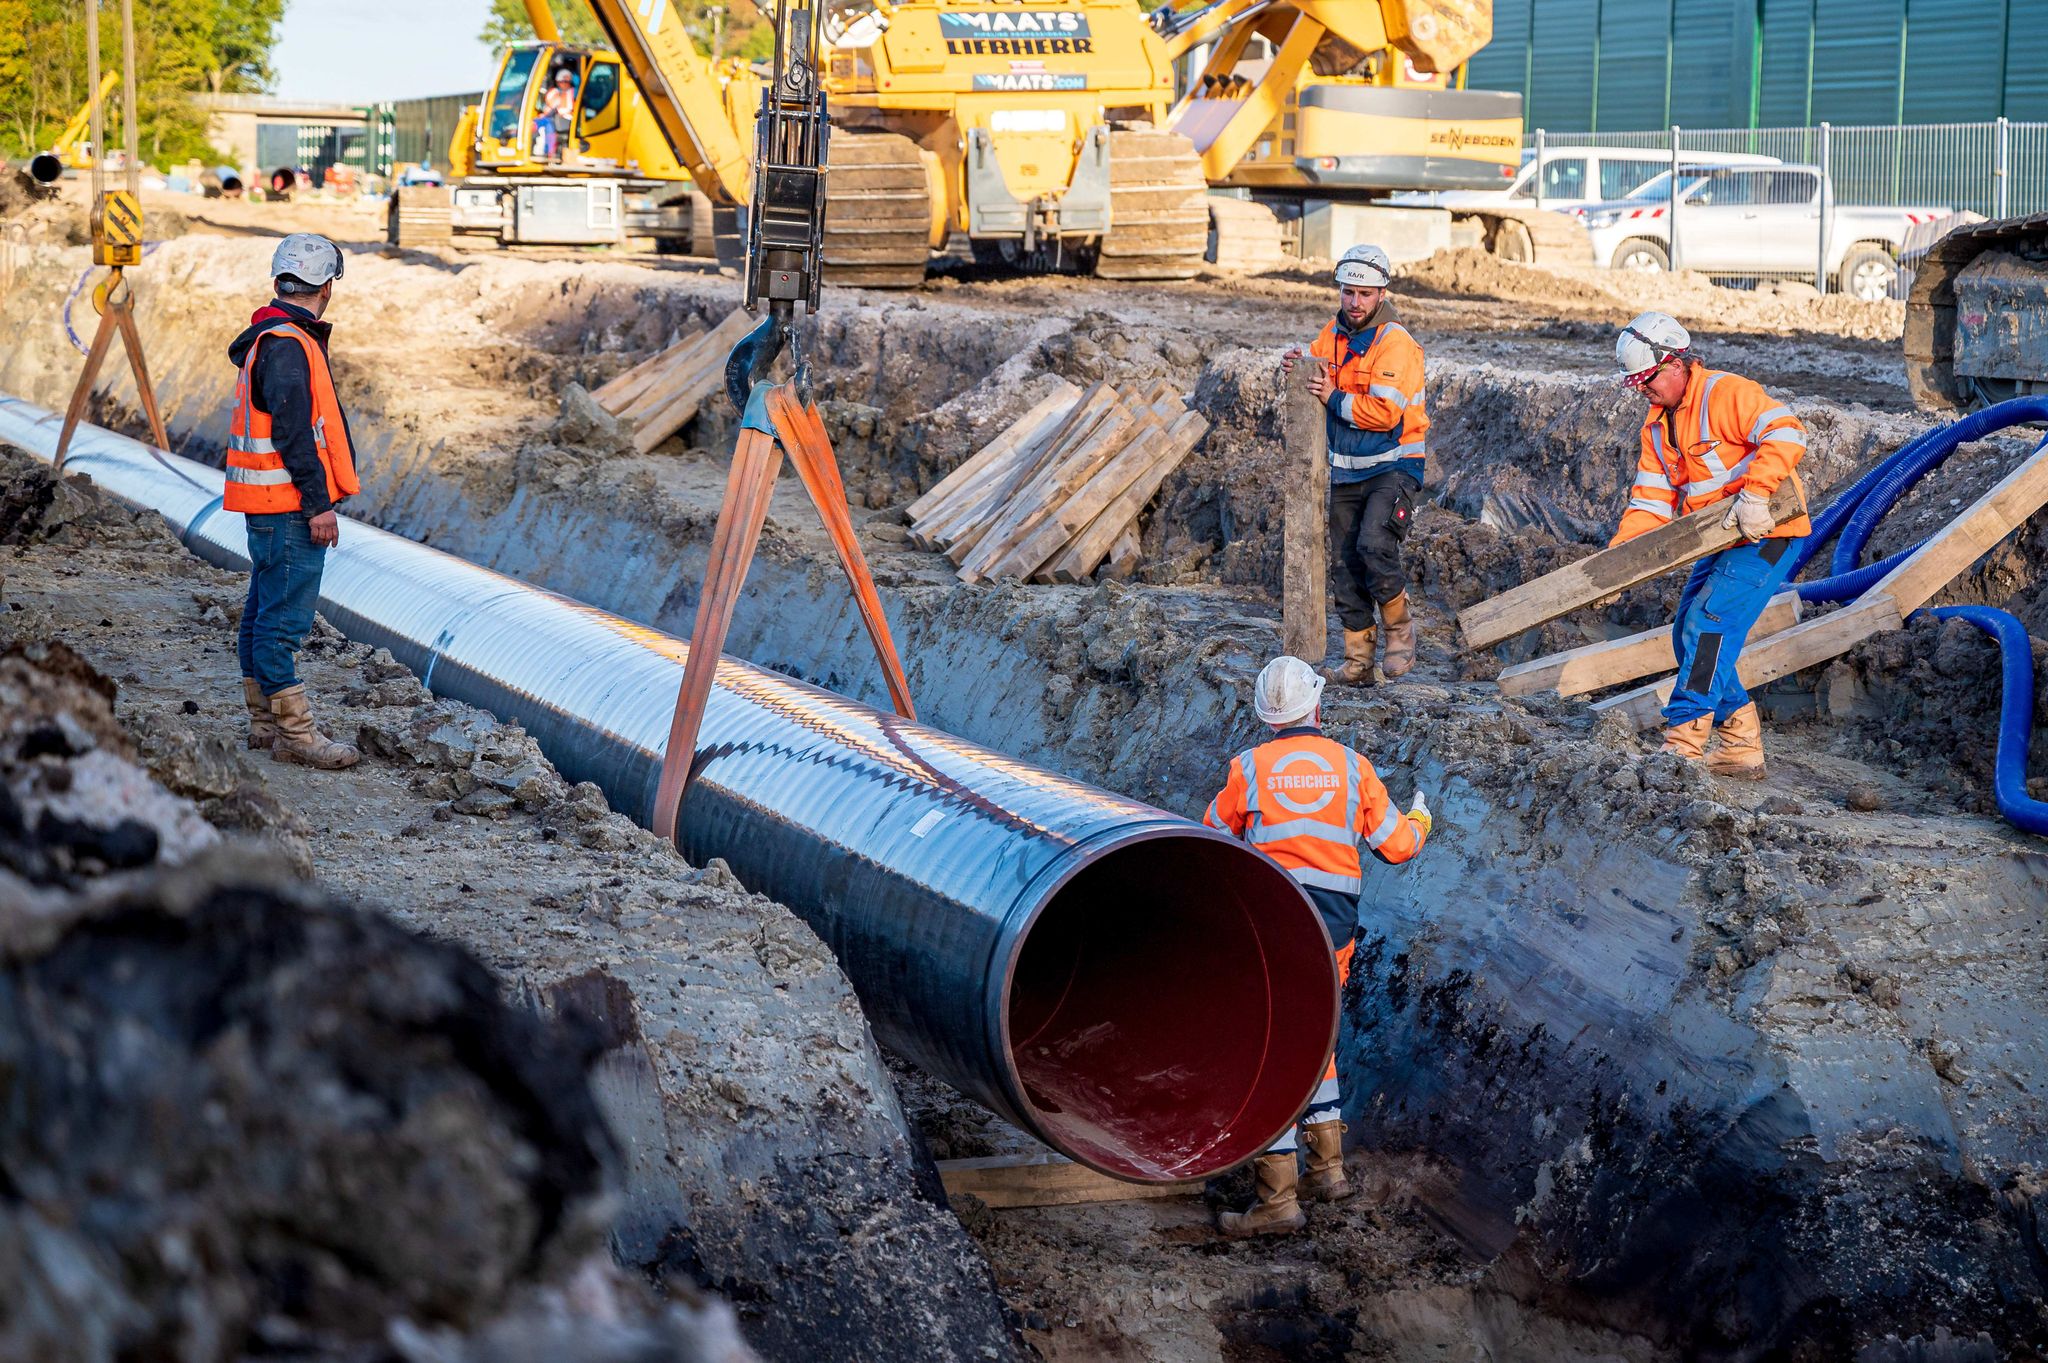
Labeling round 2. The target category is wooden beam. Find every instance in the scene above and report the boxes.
[954,401,1139,573]
[1457,481,1805,653]
[593,322,709,411]
[937,1152,1203,1210]
[1589,593,1902,728]
[906,382,1080,524]
[1590,436,2048,729]
[1039,412,1208,582]
[1281,363,1329,665]
[1497,591,1803,698]
[983,423,1173,581]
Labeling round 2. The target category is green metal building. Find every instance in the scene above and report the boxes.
[1470,0,2048,131]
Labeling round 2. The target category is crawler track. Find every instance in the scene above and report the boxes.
[1094,127,1209,281]
[823,131,939,289]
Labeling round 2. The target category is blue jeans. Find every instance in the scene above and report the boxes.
[1665,535,1804,727]
[239,512,327,696]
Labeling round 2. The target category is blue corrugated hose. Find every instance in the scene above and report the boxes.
[1780,400,2048,834]
[1922,606,2048,836]
[1792,396,2048,602]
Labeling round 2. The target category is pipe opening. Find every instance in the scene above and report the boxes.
[1005,834,1338,1183]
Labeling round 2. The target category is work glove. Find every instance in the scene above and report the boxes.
[1722,490,1775,542]
[1407,790,1433,838]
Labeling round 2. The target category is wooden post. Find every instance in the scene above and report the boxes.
[1281,360,1328,664]
[936,1152,1203,1209]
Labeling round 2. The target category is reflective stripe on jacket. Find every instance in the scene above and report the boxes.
[1613,365,1811,546]
[224,323,360,516]
[1202,727,1425,897]
[1308,318,1428,479]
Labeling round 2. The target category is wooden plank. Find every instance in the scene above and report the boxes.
[906,382,1081,524]
[1105,525,1143,579]
[1456,480,1806,653]
[1590,592,1903,729]
[1497,591,1803,698]
[1589,437,2048,729]
[932,384,1118,555]
[620,309,754,438]
[1281,361,1329,665]
[981,423,1175,581]
[949,394,1133,567]
[609,311,742,418]
[959,404,1147,581]
[909,435,1047,549]
[937,1152,1202,1210]
[593,323,708,410]
[1041,411,1208,582]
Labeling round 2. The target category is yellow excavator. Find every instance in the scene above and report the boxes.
[403,1,752,251]
[1154,0,1586,267]
[578,0,1211,283]
[27,72,123,183]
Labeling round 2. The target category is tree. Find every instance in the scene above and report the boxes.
[0,1,283,167]
[482,0,605,47]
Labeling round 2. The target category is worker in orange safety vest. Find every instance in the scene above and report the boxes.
[1613,312,1810,779]
[1203,654,1432,1237]
[224,232,363,770]
[1282,243,1430,685]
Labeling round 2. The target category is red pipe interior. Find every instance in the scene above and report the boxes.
[1005,836,1339,1182]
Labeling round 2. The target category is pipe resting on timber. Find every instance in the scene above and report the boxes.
[0,395,1338,1183]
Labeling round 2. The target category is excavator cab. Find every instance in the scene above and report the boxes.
[472,42,632,171]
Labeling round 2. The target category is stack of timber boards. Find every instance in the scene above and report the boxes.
[590,308,754,455]
[905,379,1209,584]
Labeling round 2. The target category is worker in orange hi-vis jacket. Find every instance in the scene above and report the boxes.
[1281,243,1430,685]
[1202,655,1432,1238]
[1612,311,1811,780]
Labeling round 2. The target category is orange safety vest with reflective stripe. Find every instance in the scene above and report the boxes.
[1202,728,1426,897]
[1308,318,1428,478]
[1613,365,1811,546]
[224,323,360,515]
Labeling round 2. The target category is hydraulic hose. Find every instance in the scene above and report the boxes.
[1921,606,2048,836]
[0,394,1341,1182]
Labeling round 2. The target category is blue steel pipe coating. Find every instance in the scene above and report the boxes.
[0,396,1338,1181]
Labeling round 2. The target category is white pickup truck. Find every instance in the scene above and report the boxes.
[1569,164,1950,300]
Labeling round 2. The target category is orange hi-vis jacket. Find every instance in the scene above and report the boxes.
[1308,317,1428,481]
[1613,365,1811,546]
[1203,727,1426,897]
[225,323,360,516]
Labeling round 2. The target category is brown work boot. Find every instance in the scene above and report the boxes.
[1322,627,1376,686]
[1707,702,1767,780]
[1378,592,1416,678]
[1300,1120,1355,1203]
[1217,1150,1306,1238]
[269,684,360,770]
[1659,716,1712,762]
[242,677,279,751]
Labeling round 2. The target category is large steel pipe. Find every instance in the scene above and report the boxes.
[0,396,1338,1181]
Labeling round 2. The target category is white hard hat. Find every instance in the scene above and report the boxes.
[271,233,344,287]
[1334,244,1392,289]
[1615,311,1690,378]
[1253,655,1325,727]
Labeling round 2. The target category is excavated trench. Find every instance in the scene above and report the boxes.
[4,234,2046,1359]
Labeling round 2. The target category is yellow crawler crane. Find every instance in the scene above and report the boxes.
[1156,0,1586,267]
[822,0,1212,282]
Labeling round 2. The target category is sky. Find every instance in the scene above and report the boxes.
[272,0,502,104]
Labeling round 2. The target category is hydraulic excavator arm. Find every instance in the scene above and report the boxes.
[650,0,916,841]
[578,0,754,203]
[52,71,122,161]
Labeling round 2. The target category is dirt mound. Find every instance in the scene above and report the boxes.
[0,636,756,1363]
[1403,248,1905,341]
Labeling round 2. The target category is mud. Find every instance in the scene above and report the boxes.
[0,614,753,1362]
[3,218,2046,1359]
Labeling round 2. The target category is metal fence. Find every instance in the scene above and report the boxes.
[1522,119,2048,297]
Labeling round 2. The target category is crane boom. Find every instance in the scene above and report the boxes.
[577,0,754,204]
